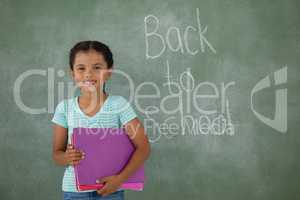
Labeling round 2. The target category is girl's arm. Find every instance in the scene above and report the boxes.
[118,118,151,181]
[97,117,151,196]
[52,124,84,166]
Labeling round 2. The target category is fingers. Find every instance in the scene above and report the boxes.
[68,152,85,165]
[96,178,108,196]
[66,144,85,165]
[67,144,84,155]
[96,177,117,197]
[96,177,108,184]
[69,153,84,162]
[67,149,84,159]
[97,188,115,197]
[97,186,109,197]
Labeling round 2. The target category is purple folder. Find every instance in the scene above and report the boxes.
[72,127,145,191]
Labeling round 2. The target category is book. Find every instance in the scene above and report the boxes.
[72,127,145,191]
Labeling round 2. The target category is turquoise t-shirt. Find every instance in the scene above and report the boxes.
[51,94,138,192]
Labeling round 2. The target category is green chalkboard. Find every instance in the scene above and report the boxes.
[1,0,299,199]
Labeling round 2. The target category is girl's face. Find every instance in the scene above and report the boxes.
[70,49,112,93]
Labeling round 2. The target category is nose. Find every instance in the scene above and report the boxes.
[84,69,92,79]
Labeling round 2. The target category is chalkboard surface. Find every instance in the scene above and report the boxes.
[1,0,299,200]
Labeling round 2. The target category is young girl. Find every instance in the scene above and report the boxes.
[51,41,151,200]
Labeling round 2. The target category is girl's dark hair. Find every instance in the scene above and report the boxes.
[69,40,114,94]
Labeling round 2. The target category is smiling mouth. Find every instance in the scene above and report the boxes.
[82,80,97,86]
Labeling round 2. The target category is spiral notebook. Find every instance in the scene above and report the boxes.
[71,127,145,191]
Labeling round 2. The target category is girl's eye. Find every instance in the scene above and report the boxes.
[78,68,85,70]
[95,66,102,69]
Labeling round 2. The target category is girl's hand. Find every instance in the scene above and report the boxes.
[64,144,85,166]
[96,175,124,197]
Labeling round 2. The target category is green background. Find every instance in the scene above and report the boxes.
[0,0,299,199]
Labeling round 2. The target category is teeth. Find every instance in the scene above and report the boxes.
[83,81,96,85]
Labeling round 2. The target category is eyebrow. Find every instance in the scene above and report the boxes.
[75,64,85,67]
[75,63,104,67]
[93,63,104,66]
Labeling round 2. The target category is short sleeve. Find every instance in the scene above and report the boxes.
[119,97,138,125]
[51,100,68,128]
